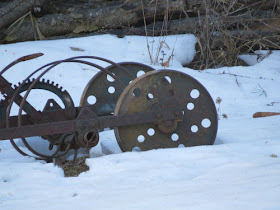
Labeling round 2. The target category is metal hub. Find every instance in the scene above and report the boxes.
[114,70,218,152]
[80,62,154,116]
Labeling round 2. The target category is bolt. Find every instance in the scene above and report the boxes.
[164,121,173,127]
[175,112,180,117]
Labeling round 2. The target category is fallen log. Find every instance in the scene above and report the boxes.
[2,8,279,44]
[0,0,279,45]
[0,0,45,29]
[1,0,186,42]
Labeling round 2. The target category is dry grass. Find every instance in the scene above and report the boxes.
[142,0,179,66]
[143,0,280,69]
[185,0,280,69]
[5,11,45,42]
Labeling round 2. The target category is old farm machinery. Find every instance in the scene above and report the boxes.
[0,53,218,161]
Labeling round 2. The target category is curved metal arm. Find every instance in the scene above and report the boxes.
[0,53,44,75]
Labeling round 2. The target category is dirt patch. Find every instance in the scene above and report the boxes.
[55,156,90,177]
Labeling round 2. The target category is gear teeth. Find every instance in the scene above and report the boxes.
[13,82,20,89]
[0,78,70,110]
[40,78,63,91]
[2,93,10,102]
[13,82,22,89]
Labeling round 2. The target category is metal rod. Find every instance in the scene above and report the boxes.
[0,53,44,75]
[0,108,182,140]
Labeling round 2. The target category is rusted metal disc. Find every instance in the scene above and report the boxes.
[80,62,155,116]
[114,70,218,152]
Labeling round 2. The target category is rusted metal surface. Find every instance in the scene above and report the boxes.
[0,75,48,123]
[0,107,183,140]
[0,53,44,75]
[0,79,74,123]
[253,112,280,118]
[0,55,139,160]
[114,70,218,152]
[80,62,154,116]
[0,54,218,161]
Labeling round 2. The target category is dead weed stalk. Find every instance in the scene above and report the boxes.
[5,11,45,42]
[186,0,280,69]
[142,0,179,67]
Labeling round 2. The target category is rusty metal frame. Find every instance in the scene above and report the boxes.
[0,54,218,161]
[0,107,183,140]
[0,54,137,159]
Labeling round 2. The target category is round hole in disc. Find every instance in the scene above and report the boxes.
[147,128,155,136]
[50,102,54,107]
[137,135,145,143]
[147,93,154,100]
[87,95,97,105]
[191,125,198,133]
[107,74,115,82]
[132,147,141,152]
[190,89,200,99]
[165,76,171,84]
[137,70,145,77]
[187,103,194,110]
[171,133,179,141]
[85,132,94,141]
[133,88,141,97]
[178,144,185,148]
[201,118,211,128]
[108,86,115,94]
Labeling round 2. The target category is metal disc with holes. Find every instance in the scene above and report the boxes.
[80,62,154,116]
[114,70,218,152]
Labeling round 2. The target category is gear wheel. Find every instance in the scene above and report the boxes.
[0,78,74,122]
[0,78,76,159]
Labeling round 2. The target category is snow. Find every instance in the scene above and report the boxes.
[0,34,280,210]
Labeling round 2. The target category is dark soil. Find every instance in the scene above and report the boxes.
[55,156,90,177]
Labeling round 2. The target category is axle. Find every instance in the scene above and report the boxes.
[0,106,183,146]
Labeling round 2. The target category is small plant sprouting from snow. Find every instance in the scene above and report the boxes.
[159,49,174,67]
[216,97,227,120]
[141,1,177,67]
[266,102,280,106]
[252,84,267,97]
[216,97,222,120]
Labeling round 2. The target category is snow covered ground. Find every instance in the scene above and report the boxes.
[0,34,279,210]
